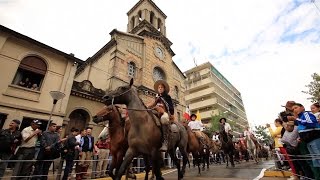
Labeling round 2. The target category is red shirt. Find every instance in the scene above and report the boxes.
[96,138,110,149]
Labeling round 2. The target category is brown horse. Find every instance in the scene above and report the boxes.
[102,79,187,180]
[181,120,211,174]
[93,105,150,180]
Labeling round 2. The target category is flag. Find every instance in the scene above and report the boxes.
[196,110,201,121]
[183,106,190,120]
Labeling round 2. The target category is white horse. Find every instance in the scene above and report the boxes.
[245,135,260,163]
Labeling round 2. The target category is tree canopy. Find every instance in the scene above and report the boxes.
[302,73,320,103]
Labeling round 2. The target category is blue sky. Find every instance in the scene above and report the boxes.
[0,0,319,127]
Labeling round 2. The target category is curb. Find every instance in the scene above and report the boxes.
[264,170,292,178]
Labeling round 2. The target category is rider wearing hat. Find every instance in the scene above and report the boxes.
[148,80,174,152]
[219,117,233,138]
[188,114,206,147]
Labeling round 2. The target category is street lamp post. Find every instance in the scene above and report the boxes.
[47,91,65,130]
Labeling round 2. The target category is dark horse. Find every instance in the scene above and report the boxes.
[102,79,188,180]
[219,127,235,168]
[93,105,149,179]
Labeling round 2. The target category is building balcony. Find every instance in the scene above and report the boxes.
[189,98,217,110]
[186,78,211,91]
[185,87,215,102]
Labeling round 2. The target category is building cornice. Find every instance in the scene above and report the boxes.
[0,25,83,64]
[70,80,105,103]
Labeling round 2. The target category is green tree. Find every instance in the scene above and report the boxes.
[254,125,272,144]
[209,113,224,133]
[302,73,320,103]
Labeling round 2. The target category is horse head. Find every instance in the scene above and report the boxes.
[102,78,134,106]
[92,105,115,124]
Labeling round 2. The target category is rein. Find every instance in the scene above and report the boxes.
[109,88,154,111]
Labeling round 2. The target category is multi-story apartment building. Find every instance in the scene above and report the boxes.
[185,62,249,134]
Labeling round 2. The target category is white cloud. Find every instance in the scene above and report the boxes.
[0,0,319,127]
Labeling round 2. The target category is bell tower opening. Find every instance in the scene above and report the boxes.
[127,0,167,36]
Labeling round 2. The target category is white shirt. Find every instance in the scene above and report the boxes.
[224,122,232,133]
[75,134,81,149]
[188,120,203,130]
[21,126,38,148]
[212,135,219,141]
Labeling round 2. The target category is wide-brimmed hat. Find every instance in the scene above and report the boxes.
[190,114,197,119]
[154,80,170,93]
[281,101,296,109]
[219,117,227,123]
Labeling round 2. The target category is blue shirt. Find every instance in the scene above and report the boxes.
[295,111,320,132]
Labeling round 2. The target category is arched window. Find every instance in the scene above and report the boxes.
[150,11,155,25]
[153,67,166,81]
[174,85,179,99]
[158,18,162,31]
[138,10,142,22]
[128,61,136,77]
[12,55,47,91]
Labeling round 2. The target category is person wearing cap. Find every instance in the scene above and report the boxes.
[148,80,174,152]
[12,119,42,180]
[188,114,206,147]
[0,119,22,178]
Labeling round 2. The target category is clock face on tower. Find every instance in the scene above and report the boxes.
[155,46,164,60]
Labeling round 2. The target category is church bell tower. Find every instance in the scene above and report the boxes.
[127,0,167,37]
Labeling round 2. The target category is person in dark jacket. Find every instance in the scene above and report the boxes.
[62,128,79,180]
[32,123,61,180]
[148,80,174,152]
[0,119,22,178]
[79,127,94,179]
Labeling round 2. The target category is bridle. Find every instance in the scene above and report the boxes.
[108,87,154,112]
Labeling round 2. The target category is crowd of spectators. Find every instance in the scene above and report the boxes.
[267,101,320,180]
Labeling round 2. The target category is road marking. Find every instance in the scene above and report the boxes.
[162,169,177,175]
[253,168,266,180]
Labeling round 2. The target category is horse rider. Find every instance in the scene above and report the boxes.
[219,117,233,139]
[148,80,174,152]
[188,114,207,148]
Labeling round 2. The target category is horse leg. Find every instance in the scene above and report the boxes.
[115,148,135,180]
[196,152,201,175]
[109,154,117,179]
[206,152,210,169]
[180,149,188,176]
[230,151,235,167]
[151,150,164,180]
[225,152,229,168]
[143,155,150,180]
[169,149,182,179]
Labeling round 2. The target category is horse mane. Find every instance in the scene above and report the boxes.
[133,88,160,125]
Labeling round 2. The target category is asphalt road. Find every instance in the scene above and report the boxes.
[161,160,275,180]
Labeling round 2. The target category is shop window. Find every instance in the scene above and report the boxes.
[12,56,47,91]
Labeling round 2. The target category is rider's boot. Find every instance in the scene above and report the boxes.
[160,125,169,152]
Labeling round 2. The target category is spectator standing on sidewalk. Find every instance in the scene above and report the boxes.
[0,119,22,179]
[75,129,86,180]
[62,128,79,180]
[12,120,42,180]
[292,103,320,179]
[95,136,110,178]
[32,123,61,180]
